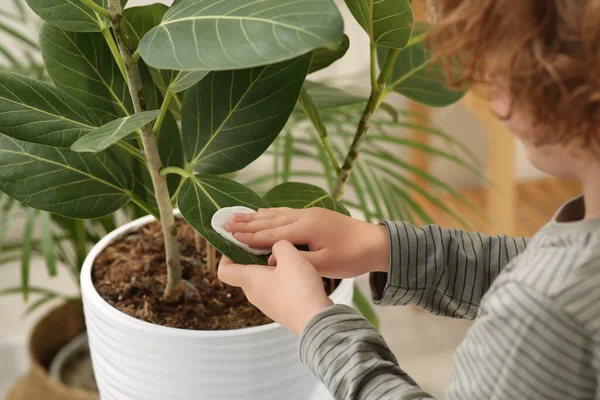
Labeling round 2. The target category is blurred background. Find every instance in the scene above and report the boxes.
[0,0,581,398]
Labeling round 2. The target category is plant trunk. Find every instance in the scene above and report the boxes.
[107,0,182,301]
[332,89,381,200]
[207,244,217,275]
[194,231,204,253]
[331,49,400,201]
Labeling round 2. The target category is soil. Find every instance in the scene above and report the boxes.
[93,219,338,330]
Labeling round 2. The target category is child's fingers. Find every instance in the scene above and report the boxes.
[269,248,325,269]
[232,208,294,223]
[233,223,307,247]
[271,241,313,267]
[226,214,297,233]
[218,260,273,288]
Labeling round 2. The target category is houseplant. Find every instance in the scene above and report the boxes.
[0,0,466,398]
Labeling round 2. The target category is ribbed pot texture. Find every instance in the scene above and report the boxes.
[81,213,354,400]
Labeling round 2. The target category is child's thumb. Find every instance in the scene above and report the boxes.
[218,258,271,287]
[271,241,314,267]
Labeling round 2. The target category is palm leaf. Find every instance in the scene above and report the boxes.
[21,208,36,301]
[39,211,57,277]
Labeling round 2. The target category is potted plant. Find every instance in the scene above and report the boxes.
[0,0,466,398]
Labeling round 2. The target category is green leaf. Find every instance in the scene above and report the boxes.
[71,110,161,153]
[0,286,67,298]
[295,81,364,112]
[123,5,208,95]
[24,294,58,316]
[39,211,58,277]
[353,285,379,329]
[344,0,413,48]
[309,34,350,74]
[384,179,434,225]
[367,157,471,228]
[139,0,344,71]
[123,3,168,47]
[24,0,125,32]
[183,54,311,175]
[40,24,132,122]
[13,0,27,20]
[0,71,101,146]
[0,133,133,218]
[378,25,467,107]
[151,70,210,94]
[264,182,350,216]
[21,208,36,301]
[178,174,270,265]
[0,18,39,50]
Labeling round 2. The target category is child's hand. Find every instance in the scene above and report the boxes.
[225,207,390,278]
[218,240,333,336]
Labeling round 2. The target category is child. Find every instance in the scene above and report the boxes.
[218,1,600,398]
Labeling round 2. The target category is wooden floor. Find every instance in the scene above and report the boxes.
[415,178,582,237]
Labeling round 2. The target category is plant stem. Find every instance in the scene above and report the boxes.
[332,49,400,200]
[153,90,173,134]
[369,43,378,90]
[131,49,141,64]
[298,87,340,174]
[79,0,111,19]
[160,166,192,178]
[194,232,204,253]
[108,0,183,301]
[206,244,217,275]
[377,49,400,86]
[117,141,145,162]
[101,27,127,82]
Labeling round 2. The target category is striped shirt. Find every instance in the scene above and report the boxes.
[299,196,600,399]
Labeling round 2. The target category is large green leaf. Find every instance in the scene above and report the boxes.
[0,72,100,147]
[182,54,311,175]
[25,0,126,32]
[123,3,204,114]
[71,110,161,153]
[309,34,350,74]
[138,0,344,71]
[178,174,270,265]
[378,26,466,107]
[264,182,350,216]
[0,133,133,218]
[123,3,168,47]
[294,81,364,112]
[40,24,132,122]
[345,0,413,48]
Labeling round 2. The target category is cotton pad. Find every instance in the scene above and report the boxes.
[211,206,272,256]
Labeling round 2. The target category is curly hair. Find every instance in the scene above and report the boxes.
[427,0,600,147]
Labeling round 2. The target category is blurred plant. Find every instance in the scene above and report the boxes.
[0,192,124,312]
[0,0,47,80]
[246,100,484,227]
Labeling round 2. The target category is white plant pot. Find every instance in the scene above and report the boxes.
[81,213,354,400]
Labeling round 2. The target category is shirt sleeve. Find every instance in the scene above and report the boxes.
[300,283,595,400]
[370,222,529,319]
